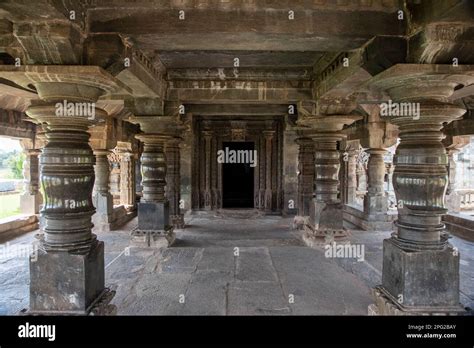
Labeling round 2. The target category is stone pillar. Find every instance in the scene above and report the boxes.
[129,116,178,248]
[369,65,473,315]
[293,137,314,229]
[20,148,42,215]
[346,149,357,206]
[263,130,274,212]
[445,148,461,213]
[92,149,114,232]
[362,148,391,230]
[203,131,213,210]
[298,114,361,247]
[109,156,121,205]
[22,66,121,314]
[165,137,185,228]
[118,148,136,207]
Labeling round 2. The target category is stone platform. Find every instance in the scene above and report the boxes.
[1,213,473,315]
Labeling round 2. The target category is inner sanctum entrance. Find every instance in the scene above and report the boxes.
[222,142,255,208]
[191,116,284,213]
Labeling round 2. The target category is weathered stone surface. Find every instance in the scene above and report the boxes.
[30,241,105,314]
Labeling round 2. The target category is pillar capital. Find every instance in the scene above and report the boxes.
[129,115,182,136]
[370,64,474,103]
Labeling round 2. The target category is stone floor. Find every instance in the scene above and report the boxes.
[0,211,473,315]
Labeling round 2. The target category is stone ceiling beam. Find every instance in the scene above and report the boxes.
[167,80,311,103]
[88,2,404,52]
[312,36,407,101]
[167,103,292,116]
[85,34,168,100]
[167,68,311,81]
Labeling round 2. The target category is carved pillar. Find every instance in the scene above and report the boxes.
[363,148,389,224]
[165,137,185,228]
[444,136,470,212]
[203,131,213,210]
[298,114,361,247]
[263,130,274,212]
[118,147,136,207]
[92,149,114,231]
[21,66,121,314]
[346,149,357,205]
[108,155,121,205]
[20,148,42,215]
[129,116,178,248]
[369,65,473,315]
[258,135,266,210]
[293,137,314,229]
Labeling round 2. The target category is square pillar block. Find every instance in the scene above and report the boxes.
[309,200,344,231]
[134,202,174,248]
[138,201,169,230]
[363,194,388,216]
[92,193,114,232]
[380,237,462,312]
[93,192,113,215]
[303,200,348,247]
[29,241,105,314]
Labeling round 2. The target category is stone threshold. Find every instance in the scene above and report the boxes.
[343,204,396,231]
[444,212,474,242]
[0,214,38,243]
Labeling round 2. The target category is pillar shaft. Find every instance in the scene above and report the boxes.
[295,137,314,217]
[314,135,341,203]
[92,149,114,231]
[165,137,184,228]
[263,130,274,212]
[363,148,388,215]
[119,150,136,207]
[203,131,213,210]
[346,150,357,205]
[139,135,167,204]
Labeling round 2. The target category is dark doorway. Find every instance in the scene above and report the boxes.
[222,142,255,208]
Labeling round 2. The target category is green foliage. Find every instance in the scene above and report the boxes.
[2,151,25,179]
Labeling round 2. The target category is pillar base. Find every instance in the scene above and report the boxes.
[92,193,115,232]
[92,214,114,232]
[131,228,175,248]
[379,236,462,311]
[292,215,308,230]
[369,286,465,316]
[170,214,185,229]
[362,212,395,231]
[303,200,349,246]
[137,202,169,230]
[29,240,105,314]
[302,225,350,247]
